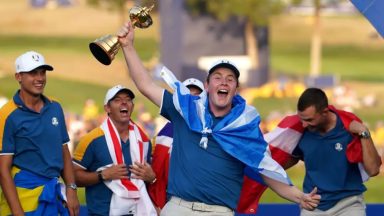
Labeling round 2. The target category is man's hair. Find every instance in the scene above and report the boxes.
[297,88,328,112]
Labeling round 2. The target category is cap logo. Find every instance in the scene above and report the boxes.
[32,54,40,62]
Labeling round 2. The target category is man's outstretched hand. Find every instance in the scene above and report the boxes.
[300,187,321,211]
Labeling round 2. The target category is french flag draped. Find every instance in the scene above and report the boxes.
[351,0,384,37]
[160,67,291,210]
[148,122,173,209]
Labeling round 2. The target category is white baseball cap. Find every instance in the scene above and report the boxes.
[15,51,54,73]
[208,59,240,78]
[183,78,204,92]
[104,85,135,105]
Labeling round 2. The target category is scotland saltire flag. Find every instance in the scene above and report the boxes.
[160,66,292,186]
[351,0,384,37]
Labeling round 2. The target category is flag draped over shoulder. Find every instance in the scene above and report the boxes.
[100,118,157,216]
[264,106,368,181]
[148,122,173,209]
[160,67,291,211]
[351,0,384,37]
[240,106,369,215]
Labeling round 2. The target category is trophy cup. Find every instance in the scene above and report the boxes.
[89,4,154,65]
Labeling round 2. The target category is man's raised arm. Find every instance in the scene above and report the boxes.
[117,21,163,107]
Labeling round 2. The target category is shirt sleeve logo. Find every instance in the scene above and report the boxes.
[334,142,343,151]
[52,117,59,126]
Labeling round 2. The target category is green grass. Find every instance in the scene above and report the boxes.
[271,43,384,82]
[0,35,158,61]
[0,75,157,119]
[2,34,383,83]
[253,97,297,117]
[0,75,107,113]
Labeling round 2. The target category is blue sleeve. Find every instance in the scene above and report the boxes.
[57,104,70,144]
[160,90,186,125]
[160,90,174,121]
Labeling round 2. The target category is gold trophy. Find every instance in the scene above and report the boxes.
[89,4,154,65]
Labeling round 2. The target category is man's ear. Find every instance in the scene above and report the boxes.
[15,73,21,83]
[104,104,110,115]
[321,107,329,116]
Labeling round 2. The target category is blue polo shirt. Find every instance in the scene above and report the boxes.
[293,112,366,211]
[73,127,152,215]
[0,91,69,178]
[160,90,244,209]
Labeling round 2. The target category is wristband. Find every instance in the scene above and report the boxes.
[67,183,77,190]
[359,130,371,139]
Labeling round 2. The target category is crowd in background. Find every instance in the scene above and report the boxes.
[1,82,383,170]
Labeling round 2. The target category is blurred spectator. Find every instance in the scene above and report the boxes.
[332,85,361,112]
[373,121,384,147]
[66,113,86,154]
[136,102,156,139]
[240,79,306,104]
[30,0,74,8]
[82,98,100,132]
[82,98,99,120]
[30,0,47,8]
[362,93,377,107]
[372,121,384,173]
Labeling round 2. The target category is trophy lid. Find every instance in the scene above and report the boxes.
[129,6,153,29]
